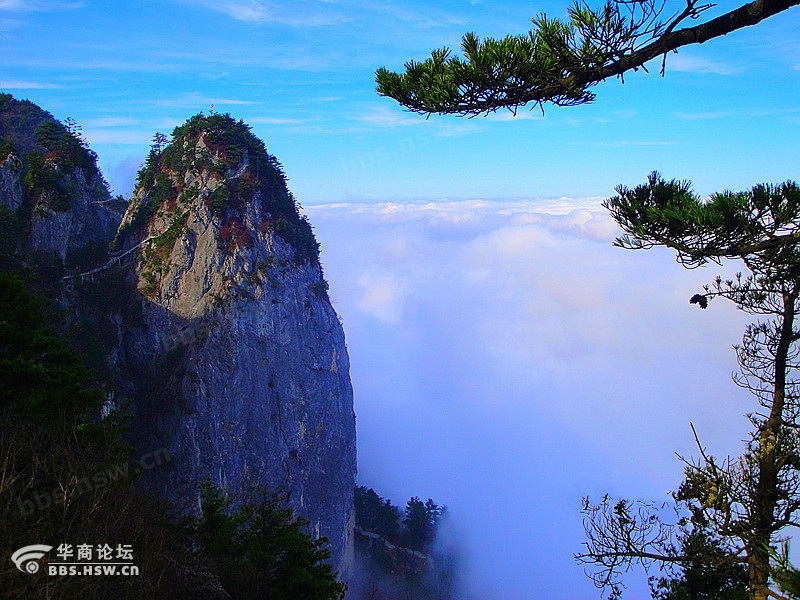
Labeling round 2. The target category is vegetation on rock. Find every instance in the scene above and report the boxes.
[0,96,350,599]
[126,112,319,265]
[0,95,103,213]
[353,485,458,599]
[193,479,347,600]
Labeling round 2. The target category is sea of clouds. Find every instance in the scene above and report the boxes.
[307,197,755,598]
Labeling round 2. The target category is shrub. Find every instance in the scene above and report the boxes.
[193,480,347,599]
[209,186,230,213]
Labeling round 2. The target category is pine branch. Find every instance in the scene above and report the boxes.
[376,0,799,116]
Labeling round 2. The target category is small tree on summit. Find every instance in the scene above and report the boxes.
[34,120,65,151]
[151,132,169,154]
[32,118,99,179]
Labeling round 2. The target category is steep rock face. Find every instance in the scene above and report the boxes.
[118,114,356,573]
[0,97,357,576]
[24,166,121,261]
[0,152,24,211]
[0,94,122,262]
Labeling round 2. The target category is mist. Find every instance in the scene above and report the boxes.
[306,197,754,598]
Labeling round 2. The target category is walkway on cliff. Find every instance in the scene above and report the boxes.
[62,234,157,284]
[354,527,431,562]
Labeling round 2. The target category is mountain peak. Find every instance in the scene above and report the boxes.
[115,113,355,573]
[117,112,319,264]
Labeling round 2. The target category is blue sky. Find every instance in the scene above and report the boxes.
[3,1,800,598]
[2,1,799,201]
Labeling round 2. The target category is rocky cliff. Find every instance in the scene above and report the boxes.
[115,113,356,573]
[0,93,122,265]
[0,99,357,577]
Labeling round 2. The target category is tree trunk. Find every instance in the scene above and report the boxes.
[748,289,797,600]
[748,546,770,600]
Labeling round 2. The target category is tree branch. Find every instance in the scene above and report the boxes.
[376,0,800,115]
[596,0,800,81]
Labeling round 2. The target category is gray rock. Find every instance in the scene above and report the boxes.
[0,152,24,212]
[120,126,357,577]
[25,167,120,261]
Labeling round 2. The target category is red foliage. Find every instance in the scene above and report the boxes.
[260,215,275,235]
[205,137,228,157]
[219,216,253,251]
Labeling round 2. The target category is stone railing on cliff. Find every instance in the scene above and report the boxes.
[354,527,431,562]
[62,235,157,284]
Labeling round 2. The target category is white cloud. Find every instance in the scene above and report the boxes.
[675,110,734,121]
[573,140,677,147]
[247,116,312,125]
[357,272,409,323]
[151,92,256,109]
[592,109,638,124]
[0,79,61,89]
[189,0,351,26]
[352,105,426,128]
[83,117,139,128]
[363,2,466,29]
[309,196,607,218]
[192,0,272,22]
[312,198,753,451]
[751,107,800,118]
[6,56,186,73]
[152,117,186,131]
[484,109,543,122]
[83,129,154,145]
[0,0,82,10]
[308,197,754,597]
[668,53,739,75]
